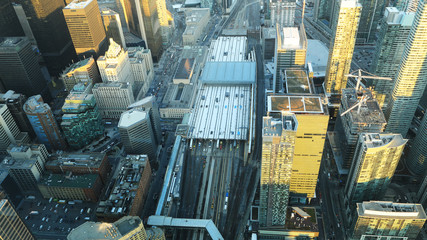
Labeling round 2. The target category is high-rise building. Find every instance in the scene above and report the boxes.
[0,37,49,100]
[128,47,155,97]
[417,174,427,207]
[270,0,296,27]
[92,82,135,119]
[345,133,406,204]
[396,0,421,12]
[60,57,101,92]
[385,0,427,137]
[118,109,157,160]
[0,105,29,153]
[260,112,298,227]
[12,3,37,46]
[0,199,34,240]
[11,0,76,75]
[97,39,135,87]
[67,216,165,240]
[156,0,174,46]
[324,0,361,98]
[0,144,48,193]
[101,8,126,48]
[140,0,163,60]
[61,92,104,150]
[0,1,24,38]
[0,169,23,207]
[335,89,387,169]
[128,96,162,145]
[63,0,106,58]
[119,0,147,42]
[356,0,388,43]
[351,201,426,240]
[268,79,329,200]
[23,95,67,150]
[273,25,307,93]
[0,91,34,138]
[370,8,415,109]
[406,112,427,176]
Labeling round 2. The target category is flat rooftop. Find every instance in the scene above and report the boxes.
[282,27,300,48]
[118,109,148,128]
[93,82,131,89]
[162,84,194,108]
[47,152,106,169]
[0,37,26,49]
[358,201,427,219]
[201,62,256,85]
[282,69,312,94]
[306,40,328,78]
[286,207,318,232]
[263,113,298,137]
[65,0,92,9]
[268,95,325,114]
[174,58,195,80]
[61,58,93,76]
[208,37,247,62]
[39,173,98,189]
[188,85,251,140]
[341,89,386,125]
[361,133,407,149]
[24,95,50,114]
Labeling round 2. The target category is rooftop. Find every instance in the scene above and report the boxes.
[286,207,318,232]
[185,8,210,24]
[200,62,256,85]
[47,152,106,169]
[101,8,118,16]
[65,0,92,9]
[24,95,50,114]
[39,173,98,189]
[278,25,306,50]
[340,89,386,125]
[306,40,328,77]
[93,82,131,89]
[118,109,148,128]
[96,155,149,217]
[162,84,195,108]
[0,90,22,101]
[61,58,94,76]
[188,85,251,140]
[361,133,407,149]
[268,95,326,114]
[208,37,247,62]
[282,69,312,94]
[0,37,26,49]
[358,201,427,219]
[174,58,195,80]
[263,113,298,137]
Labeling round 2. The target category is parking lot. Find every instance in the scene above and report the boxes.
[17,197,97,238]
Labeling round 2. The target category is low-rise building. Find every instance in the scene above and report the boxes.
[38,172,103,202]
[182,8,210,45]
[96,155,151,222]
[60,57,101,92]
[45,152,110,184]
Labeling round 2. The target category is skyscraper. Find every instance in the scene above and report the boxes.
[260,112,298,227]
[0,91,35,138]
[0,105,29,153]
[356,0,388,43]
[61,92,104,150]
[63,0,106,58]
[11,0,76,75]
[97,39,135,86]
[92,82,135,119]
[385,0,427,136]
[128,47,155,97]
[345,133,406,204]
[396,0,421,12]
[156,0,174,46]
[0,37,49,100]
[0,0,24,37]
[335,89,387,169]
[273,25,307,92]
[128,96,162,145]
[119,0,147,42]
[270,0,296,27]
[351,201,426,240]
[370,7,415,109]
[140,0,163,60]
[0,199,34,240]
[60,57,101,92]
[406,112,427,176]
[324,0,361,98]
[101,8,126,48]
[23,95,67,150]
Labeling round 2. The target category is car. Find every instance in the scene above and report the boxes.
[68,228,72,232]
[75,216,80,221]
[59,218,63,224]
[39,225,43,230]
[25,215,29,220]
[42,217,46,222]
[47,226,51,231]
[46,218,49,222]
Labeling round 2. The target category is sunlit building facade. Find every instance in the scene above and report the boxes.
[385,0,427,137]
[324,0,361,96]
[60,57,101,92]
[101,8,126,48]
[0,199,34,240]
[345,133,406,205]
[260,113,298,227]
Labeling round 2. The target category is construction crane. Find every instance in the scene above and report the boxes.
[340,94,369,116]
[345,69,392,91]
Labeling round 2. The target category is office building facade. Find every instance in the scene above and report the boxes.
[351,201,426,240]
[356,0,388,43]
[370,8,415,109]
[0,91,35,137]
[101,8,126,48]
[119,0,146,42]
[385,0,427,137]
[140,0,163,60]
[128,47,155,97]
[0,199,34,240]
[63,0,106,58]
[0,105,29,153]
[406,112,427,176]
[156,0,174,46]
[60,57,101,92]
[61,93,104,150]
[345,133,406,204]
[260,113,298,227]
[0,37,48,100]
[97,39,135,86]
[0,1,24,38]
[24,95,67,150]
[92,82,135,119]
[270,0,296,28]
[324,0,361,97]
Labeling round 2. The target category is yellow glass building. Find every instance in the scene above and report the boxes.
[345,133,406,205]
[352,201,426,240]
[268,94,329,200]
[0,199,34,240]
[260,113,298,227]
[325,0,361,96]
[63,0,106,57]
